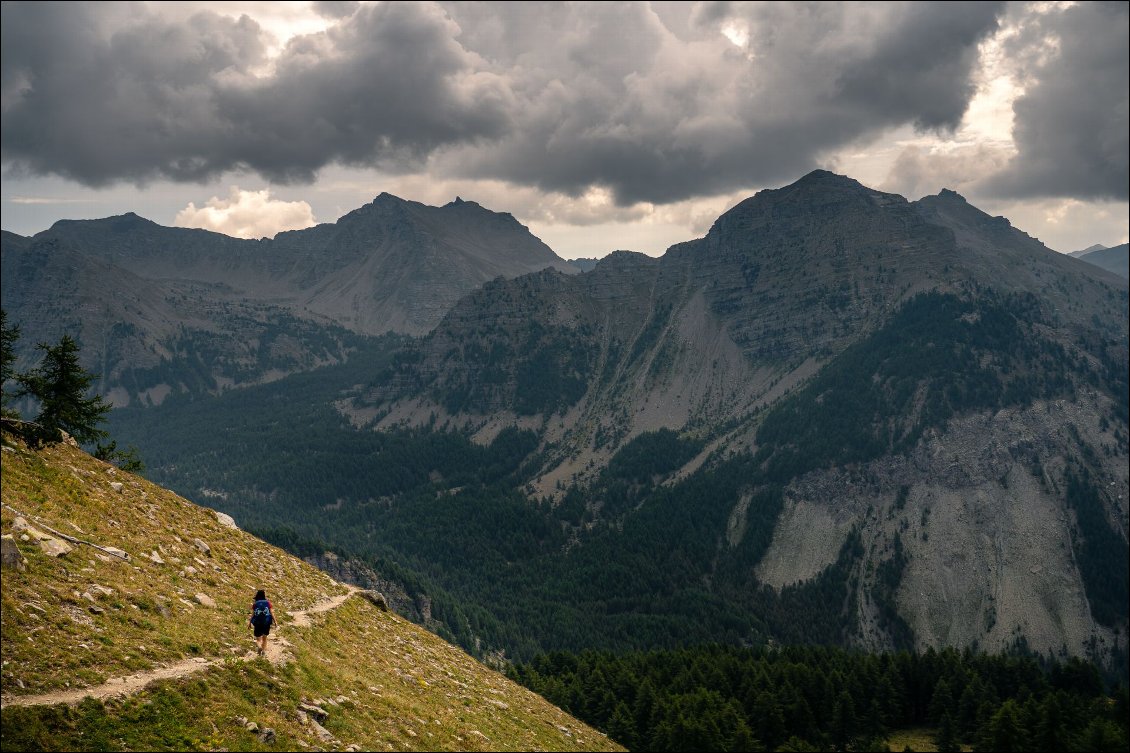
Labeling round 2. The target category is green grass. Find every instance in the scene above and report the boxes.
[1,436,622,752]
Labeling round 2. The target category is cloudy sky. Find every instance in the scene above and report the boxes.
[1,1,1126,258]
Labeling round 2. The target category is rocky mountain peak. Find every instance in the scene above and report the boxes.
[704,169,908,242]
[593,249,658,272]
[48,211,160,237]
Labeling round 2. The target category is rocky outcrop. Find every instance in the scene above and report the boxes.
[302,551,422,622]
[1,535,26,571]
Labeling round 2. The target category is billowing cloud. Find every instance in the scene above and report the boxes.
[173,186,316,238]
[1,2,510,185]
[439,1,1004,204]
[312,2,359,21]
[984,1,1129,201]
[7,0,1098,209]
[882,142,1013,199]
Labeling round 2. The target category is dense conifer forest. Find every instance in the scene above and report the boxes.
[511,645,1130,752]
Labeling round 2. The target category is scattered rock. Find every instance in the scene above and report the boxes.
[90,584,114,597]
[148,550,165,565]
[245,721,259,733]
[488,698,510,710]
[193,538,211,557]
[1,535,27,572]
[88,605,105,615]
[344,745,361,752]
[310,720,335,743]
[258,728,276,744]
[109,482,124,493]
[182,565,198,576]
[298,703,329,723]
[358,590,389,611]
[214,511,238,529]
[194,593,216,608]
[38,537,73,557]
[11,517,30,533]
[234,716,249,727]
[103,546,129,560]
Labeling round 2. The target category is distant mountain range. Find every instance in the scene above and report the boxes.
[1071,243,1129,279]
[1,194,574,405]
[96,170,1127,668]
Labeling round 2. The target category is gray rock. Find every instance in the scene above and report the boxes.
[245,721,259,733]
[297,703,329,723]
[11,517,30,532]
[358,590,389,611]
[103,546,129,560]
[193,538,211,556]
[309,719,335,743]
[194,593,216,608]
[109,482,124,493]
[258,728,276,744]
[234,716,249,727]
[214,511,238,529]
[148,550,165,565]
[38,537,73,557]
[1,535,27,571]
[88,604,105,615]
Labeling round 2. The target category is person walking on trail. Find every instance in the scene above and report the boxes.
[249,589,274,656]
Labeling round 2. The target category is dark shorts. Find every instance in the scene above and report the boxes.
[254,624,271,637]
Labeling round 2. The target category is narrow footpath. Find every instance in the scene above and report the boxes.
[0,587,362,709]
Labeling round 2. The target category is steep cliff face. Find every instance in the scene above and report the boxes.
[358,171,1129,660]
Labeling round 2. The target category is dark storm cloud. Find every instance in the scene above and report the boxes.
[441,1,1003,203]
[311,2,360,21]
[2,1,1009,202]
[1,1,510,185]
[985,2,1129,201]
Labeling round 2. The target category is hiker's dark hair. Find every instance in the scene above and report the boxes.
[255,589,266,600]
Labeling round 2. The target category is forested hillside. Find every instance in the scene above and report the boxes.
[511,645,1129,752]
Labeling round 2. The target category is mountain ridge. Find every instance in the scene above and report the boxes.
[327,170,1128,663]
[1,192,576,405]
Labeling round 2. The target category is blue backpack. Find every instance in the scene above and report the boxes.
[251,599,272,628]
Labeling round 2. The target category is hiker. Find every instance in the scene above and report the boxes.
[249,589,274,655]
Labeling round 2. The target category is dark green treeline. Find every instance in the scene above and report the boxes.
[510,645,1129,752]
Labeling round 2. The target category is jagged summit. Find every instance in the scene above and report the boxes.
[705,169,908,241]
[593,249,657,271]
[48,211,163,235]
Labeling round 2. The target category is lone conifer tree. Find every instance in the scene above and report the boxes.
[19,334,111,445]
[0,309,19,418]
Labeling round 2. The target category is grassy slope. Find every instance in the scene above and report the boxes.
[0,437,620,752]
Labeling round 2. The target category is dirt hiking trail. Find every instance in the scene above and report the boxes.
[0,586,362,709]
